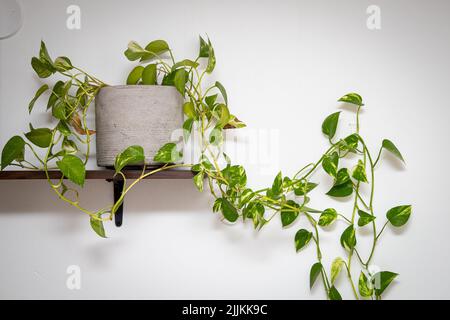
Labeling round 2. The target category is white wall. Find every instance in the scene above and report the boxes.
[1,0,449,299]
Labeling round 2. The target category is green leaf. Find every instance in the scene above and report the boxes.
[199,36,209,58]
[54,56,73,72]
[174,69,187,96]
[161,70,176,86]
[373,271,398,297]
[39,40,54,67]
[215,81,228,105]
[382,139,404,162]
[338,93,364,106]
[205,94,218,108]
[28,84,49,113]
[331,257,345,284]
[326,181,353,197]
[221,198,239,222]
[1,136,25,170]
[239,189,255,208]
[327,169,353,197]
[183,102,196,119]
[62,138,78,154]
[221,165,247,188]
[340,225,356,251]
[47,81,64,110]
[336,168,350,185]
[357,210,375,227]
[322,152,338,177]
[142,40,170,60]
[52,101,67,120]
[193,171,204,192]
[126,66,144,85]
[281,200,301,227]
[352,159,368,183]
[206,38,216,73]
[386,205,412,227]
[57,121,71,136]
[294,182,318,196]
[114,145,145,172]
[141,64,157,85]
[90,216,107,238]
[244,201,266,229]
[31,57,53,78]
[266,172,283,200]
[318,208,338,227]
[209,126,223,146]
[124,41,146,61]
[340,134,359,152]
[310,262,323,289]
[153,143,182,163]
[358,271,373,297]
[218,104,230,128]
[328,286,342,300]
[212,198,222,213]
[199,155,214,171]
[295,229,312,252]
[25,128,52,148]
[56,155,86,187]
[322,112,340,139]
[183,118,194,142]
[172,59,199,71]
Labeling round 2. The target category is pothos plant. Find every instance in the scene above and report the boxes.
[0,37,411,300]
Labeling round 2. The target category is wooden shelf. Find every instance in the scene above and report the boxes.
[0,168,195,180]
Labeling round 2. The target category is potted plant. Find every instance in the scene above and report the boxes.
[0,37,411,300]
[96,40,187,167]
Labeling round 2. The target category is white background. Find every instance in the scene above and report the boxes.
[1,0,449,299]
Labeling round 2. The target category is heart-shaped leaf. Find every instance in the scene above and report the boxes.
[386,205,411,227]
[373,271,398,297]
[338,93,364,106]
[322,112,340,139]
[221,198,239,222]
[331,257,345,284]
[28,84,49,113]
[142,64,157,85]
[295,229,312,252]
[340,225,356,251]
[352,160,368,183]
[25,128,52,148]
[126,66,144,85]
[357,210,375,227]
[281,200,301,227]
[310,262,323,289]
[153,143,182,163]
[382,139,404,163]
[114,145,145,172]
[318,208,338,227]
[56,154,86,187]
[90,215,107,238]
[1,136,25,170]
[358,271,373,297]
[328,286,342,300]
[322,152,338,177]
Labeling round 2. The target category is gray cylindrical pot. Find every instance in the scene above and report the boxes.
[95,85,183,167]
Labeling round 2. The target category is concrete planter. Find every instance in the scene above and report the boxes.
[95,85,183,167]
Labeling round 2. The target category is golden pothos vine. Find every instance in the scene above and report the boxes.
[0,37,412,300]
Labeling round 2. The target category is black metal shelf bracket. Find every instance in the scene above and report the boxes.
[107,176,124,227]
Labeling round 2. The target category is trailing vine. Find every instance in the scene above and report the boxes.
[0,37,411,300]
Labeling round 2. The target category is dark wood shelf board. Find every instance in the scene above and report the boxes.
[0,169,195,180]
